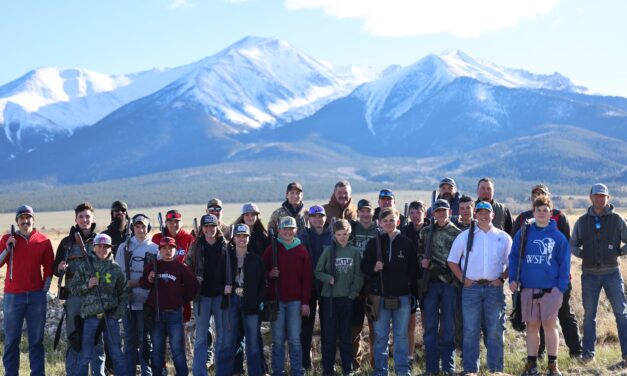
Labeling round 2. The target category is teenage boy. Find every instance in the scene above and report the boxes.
[448,201,511,375]
[453,195,475,231]
[1,205,54,376]
[298,205,333,370]
[418,199,461,375]
[53,202,104,374]
[115,214,158,376]
[315,219,363,376]
[263,216,312,376]
[268,182,308,233]
[70,233,128,376]
[361,207,417,376]
[140,236,200,376]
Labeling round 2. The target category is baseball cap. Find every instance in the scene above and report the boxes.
[132,214,150,227]
[308,205,326,216]
[233,224,251,236]
[207,198,223,209]
[278,216,297,229]
[93,233,113,247]
[432,199,451,211]
[15,205,34,219]
[241,202,260,215]
[475,201,493,212]
[357,199,373,210]
[166,210,182,221]
[286,182,303,193]
[439,177,456,188]
[379,189,394,198]
[159,236,177,248]
[531,184,550,195]
[200,214,219,226]
[590,183,609,196]
[111,200,128,211]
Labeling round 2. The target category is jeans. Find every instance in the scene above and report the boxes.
[217,295,263,376]
[301,291,321,369]
[65,295,105,376]
[124,309,152,375]
[321,296,354,375]
[77,317,126,376]
[373,295,411,376]
[582,270,627,358]
[538,282,582,357]
[461,285,505,372]
[193,296,223,376]
[2,290,46,376]
[151,309,188,376]
[422,281,457,373]
[271,300,304,376]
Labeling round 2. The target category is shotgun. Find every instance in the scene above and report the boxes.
[9,224,15,280]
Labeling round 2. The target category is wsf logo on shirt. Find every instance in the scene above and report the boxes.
[526,238,556,266]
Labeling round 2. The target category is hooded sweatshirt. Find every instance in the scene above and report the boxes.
[315,241,363,299]
[115,237,158,310]
[139,259,200,310]
[509,220,570,292]
[263,238,312,304]
[323,194,357,222]
[570,204,627,275]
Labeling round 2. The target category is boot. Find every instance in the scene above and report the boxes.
[520,360,539,376]
[547,360,562,376]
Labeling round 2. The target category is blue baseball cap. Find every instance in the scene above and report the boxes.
[308,205,326,216]
[379,189,394,198]
[15,205,34,219]
[475,201,493,212]
[201,214,219,226]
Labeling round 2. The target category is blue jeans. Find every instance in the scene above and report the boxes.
[2,290,46,376]
[193,296,223,376]
[461,285,505,372]
[423,282,457,373]
[582,270,627,358]
[66,295,105,376]
[321,296,354,375]
[373,295,411,376]
[151,309,188,376]
[271,300,304,376]
[217,295,263,376]
[124,309,152,376]
[77,317,126,376]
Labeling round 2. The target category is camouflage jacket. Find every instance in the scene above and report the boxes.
[267,201,308,233]
[69,256,128,319]
[418,221,461,281]
[53,224,98,292]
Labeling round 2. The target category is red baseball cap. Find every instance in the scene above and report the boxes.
[159,236,176,248]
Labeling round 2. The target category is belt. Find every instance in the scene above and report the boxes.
[473,279,493,286]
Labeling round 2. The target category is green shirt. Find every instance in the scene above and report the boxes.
[315,242,363,299]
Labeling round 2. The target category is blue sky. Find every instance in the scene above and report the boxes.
[1,0,626,96]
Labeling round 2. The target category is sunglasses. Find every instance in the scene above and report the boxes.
[166,212,182,220]
[113,208,127,213]
[208,207,222,212]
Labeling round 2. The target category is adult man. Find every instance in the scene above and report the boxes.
[418,199,462,375]
[268,182,307,233]
[453,195,474,231]
[151,209,194,264]
[102,200,130,256]
[53,202,104,375]
[512,184,582,359]
[476,177,513,234]
[373,189,406,227]
[1,205,54,376]
[206,198,231,239]
[427,178,462,218]
[298,205,333,371]
[323,180,358,222]
[571,183,627,365]
[448,201,512,375]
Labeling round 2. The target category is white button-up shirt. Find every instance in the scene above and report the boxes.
[447,224,512,281]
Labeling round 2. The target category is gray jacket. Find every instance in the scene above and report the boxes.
[571,204,627,275]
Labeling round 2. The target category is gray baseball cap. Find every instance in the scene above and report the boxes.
[590,183,609,196]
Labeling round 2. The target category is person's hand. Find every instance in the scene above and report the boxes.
[269,267,280,278]
[148,271,155,283]
[224,285,232,295]
[7,236,15,248]
[58,261,68,273]
[463,278,473,288]
[88,277,99,288]
[329,277,335,286]
[509,281,518,293]
[374,261,384,272]
[421,259,430,269]
[301,304,310,317]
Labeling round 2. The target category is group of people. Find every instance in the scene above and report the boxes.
[1,178,626,376]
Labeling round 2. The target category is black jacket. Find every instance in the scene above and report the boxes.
[215,249,266,314]
[512,209,570,240]
[361,231,418,297]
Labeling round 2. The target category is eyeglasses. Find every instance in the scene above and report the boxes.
[208,207,222,212]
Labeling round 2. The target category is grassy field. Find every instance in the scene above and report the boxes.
[1,199,626,375]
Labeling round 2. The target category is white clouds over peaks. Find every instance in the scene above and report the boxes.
[284,0,560,37]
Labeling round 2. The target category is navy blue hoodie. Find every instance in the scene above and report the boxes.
[509,219,570,292]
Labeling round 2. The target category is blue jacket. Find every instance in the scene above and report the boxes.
[509,219,570,292]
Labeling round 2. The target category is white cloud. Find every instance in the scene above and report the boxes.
[168,0,195,9]
[284,0,560,38]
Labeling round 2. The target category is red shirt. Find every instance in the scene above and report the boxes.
[0,230,54,293]
[263,241,312,305]
[151,229,194,264]
[139,259,200,310]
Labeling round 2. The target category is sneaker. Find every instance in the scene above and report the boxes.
[520,361,539,376]
[547,361,562,376]
[581,354,595,364]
